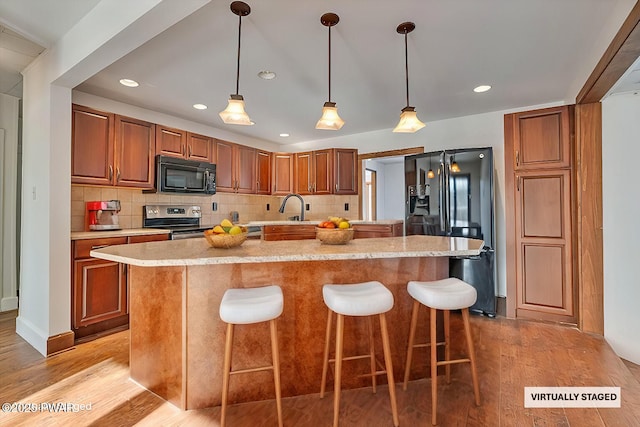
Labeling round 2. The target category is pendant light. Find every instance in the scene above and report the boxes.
[451,154,461,173]
[219,1,254,126]
[427,156,435,179]
[393,22,425,133]
[316,13,344,130]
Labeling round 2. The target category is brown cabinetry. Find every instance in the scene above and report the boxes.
[256,150,271,195]
[334,148,358,195]
[505,105,575,323]
[215,139,257,193]
[353,223,403,239]
[262,224,317,241]
[272,153,294,195]
[295,149,333,195]
[71,233,169,340]
[156,125,213,162]
[511,106,572,170]
[71,104,155,189]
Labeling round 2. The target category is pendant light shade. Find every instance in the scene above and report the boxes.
[393,22,425,133]
[427,156,435,178]
[316,13,344,130]
[451,155,461,173]
[219,1,254,126]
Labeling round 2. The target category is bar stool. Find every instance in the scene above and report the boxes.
[320,281,399,427]
[219,285,284,427]
[402,278,480,425]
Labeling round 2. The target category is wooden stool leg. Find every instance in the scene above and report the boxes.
[320,309,333,398]
[368,316,377,393]
[333,314,345,427]
[403,299,420,391]
[430,307,438,426]
[380,313,400,427]
[444,309,451,384]
[221,323,234,427]
[462,308,481,406]
[270,319,283,427]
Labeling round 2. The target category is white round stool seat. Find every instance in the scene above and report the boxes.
[219,285,283,324]
[407,278,477,310]
[323,281,394,316]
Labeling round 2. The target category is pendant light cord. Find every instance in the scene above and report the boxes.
[235,13,242,96]
[328,24,332,102]
[404,31,409,108]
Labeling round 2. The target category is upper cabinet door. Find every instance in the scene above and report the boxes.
[511,105,572,170]
[72,105,114,185]
[334,148,358,195]
[294,152,313,195]
[272,153,294,195]
[186,132,213,162]
[114,115,155,188]
[215,139,235,192]
[236,145,257,194]
[156,125,186,158]
[312,149,333,195]
[256,150,271,195]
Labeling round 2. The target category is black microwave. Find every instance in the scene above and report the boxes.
[155,155,216,194]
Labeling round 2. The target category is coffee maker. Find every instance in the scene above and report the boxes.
[85,200,121,231]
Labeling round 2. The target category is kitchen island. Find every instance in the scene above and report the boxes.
[91,235,483,410]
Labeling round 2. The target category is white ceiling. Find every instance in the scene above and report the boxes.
[1,0,639,145]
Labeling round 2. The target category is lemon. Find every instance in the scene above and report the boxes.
[220,219,233,228]
[212,225,225,234]
[229,225,242,235]
[338,221,350,229]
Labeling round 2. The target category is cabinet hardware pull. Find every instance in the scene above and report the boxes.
[116,167,121,182]
[91,245,109,250]
[335,184,338,192]
[188,146,191,157]
[516,151,519,166]
[182,145,185,156]
[108,165,113,181]
[517,176,521,191]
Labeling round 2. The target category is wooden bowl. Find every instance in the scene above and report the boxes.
[315,227,354,245]
[204,232,247,248]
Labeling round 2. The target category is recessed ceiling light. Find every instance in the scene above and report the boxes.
[473,85,491,93]
[279,133,290,137]
[479,153,485,159]
[119,78,139,87]
[193,104,208,110]
[258,70,277,80]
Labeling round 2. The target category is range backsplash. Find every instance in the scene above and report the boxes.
[71,185,359,232]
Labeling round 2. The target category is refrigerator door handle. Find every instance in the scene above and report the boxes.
[439,160,446,234]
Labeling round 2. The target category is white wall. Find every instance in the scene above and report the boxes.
[17,0,211,356]
[602,92,640,365]
[0,93,19,312]
[383,162,405,220]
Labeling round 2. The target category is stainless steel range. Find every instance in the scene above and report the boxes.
[143,204,212,240]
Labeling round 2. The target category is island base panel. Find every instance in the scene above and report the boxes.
[129,257,449,410]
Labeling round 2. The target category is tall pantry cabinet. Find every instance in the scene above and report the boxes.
[504,105,576,323]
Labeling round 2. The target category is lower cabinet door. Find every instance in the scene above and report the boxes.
[73,258,127,329]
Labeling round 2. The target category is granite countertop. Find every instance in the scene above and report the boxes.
[71,228,171,240]
[90,235,483,267]
[246,219,403,226]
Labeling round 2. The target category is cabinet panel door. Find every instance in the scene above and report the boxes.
[236,145,257,194]
[215,139,235,192]
[313,149,333,194]
[294,152,313,195]
[513,105,572,170]
[187,132,213,162]
[256,150,271,194]
[72,105,114,185]
[73,259,127,328]
[115,115,155,188]
[156,126,186,158]
[515,169,573,318]
[272,153,294,195]
[334,148,358,194]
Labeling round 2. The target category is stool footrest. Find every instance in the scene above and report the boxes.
[413,341,446,349]
[230,365,274,375]
[436,358,471,367]
[329,354,373,363]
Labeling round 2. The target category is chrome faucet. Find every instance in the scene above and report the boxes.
[278,193,305,221]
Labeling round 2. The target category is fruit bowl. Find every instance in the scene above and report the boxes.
[316,227,354,245]
[204,231,247,248]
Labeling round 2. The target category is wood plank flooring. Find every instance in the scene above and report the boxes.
[1,313,639,426]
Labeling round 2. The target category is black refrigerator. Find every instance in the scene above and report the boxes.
[405,147,496,316]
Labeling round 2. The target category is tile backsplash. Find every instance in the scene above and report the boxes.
[71,185,360,231]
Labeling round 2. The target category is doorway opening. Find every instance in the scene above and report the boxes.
[363,169,377,221]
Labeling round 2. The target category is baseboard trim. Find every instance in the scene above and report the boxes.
[47,331,75,356]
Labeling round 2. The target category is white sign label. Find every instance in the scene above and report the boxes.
[524,387,621,408]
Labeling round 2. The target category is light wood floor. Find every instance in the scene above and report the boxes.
[1,312,639,426]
